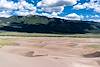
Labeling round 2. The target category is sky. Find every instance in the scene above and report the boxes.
[0,0,100,22]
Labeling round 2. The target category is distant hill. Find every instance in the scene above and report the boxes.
[0,15,100,34]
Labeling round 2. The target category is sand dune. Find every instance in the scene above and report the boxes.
[0,37,100,67]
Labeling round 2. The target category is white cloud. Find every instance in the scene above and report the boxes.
[73,0,100,13]
[37,0,78,16]
[91,15,99,18]
[41,6,64,14]
[85,14,100,22]
[51,12,58,16]
[15,10,36,16]
[89,19,100,22]
[94,7,100,13]
[73,3,87,10]
[0,0,17,9]
[0,0,37,17]
[65,13,83,20]
[37,0,77,7]
[0,10,12,18]
[36,13,56,18]
[35,12,63,18]
[18,0,36,11]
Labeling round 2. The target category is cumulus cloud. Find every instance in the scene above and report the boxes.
[35,12,58,18]
[18,0,36,11]
[0,0,17,10]
[85,14,100,22]
[0,10,12,18]
[65,13,84,20]
[37,0,77,7]
[37,0,78,16]
[14,10,36,16]
[0,0,37,17]
[89,19,100,22]
[73,0,100,13]
[94,7,100,13]
[41,6,64,14]
[91,15,99,18]
[73,3,88,10]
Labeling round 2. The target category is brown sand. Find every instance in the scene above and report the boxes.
[0,37,100,67]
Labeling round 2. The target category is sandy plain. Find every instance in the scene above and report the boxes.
[0,37,100,67]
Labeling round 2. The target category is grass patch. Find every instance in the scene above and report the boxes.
[0,39,16,47]
[0,32,66,37]
[0,32,100,38]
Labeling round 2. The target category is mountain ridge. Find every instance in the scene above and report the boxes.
[0,15,100,34]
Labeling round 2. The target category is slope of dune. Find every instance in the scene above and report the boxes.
[0,37,100,67]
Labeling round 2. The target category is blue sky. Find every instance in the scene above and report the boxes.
[0,0,100,22]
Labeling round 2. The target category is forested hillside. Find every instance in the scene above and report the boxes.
[0,15,100,34]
